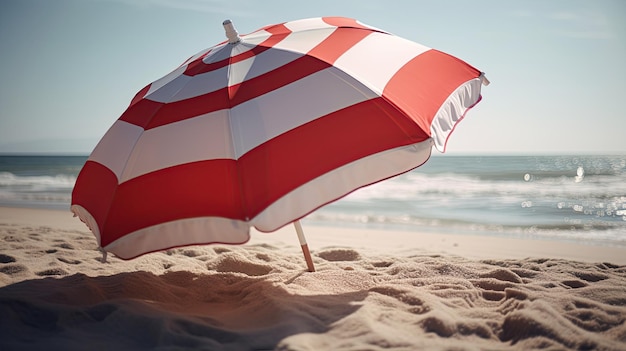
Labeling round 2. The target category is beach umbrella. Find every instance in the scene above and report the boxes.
[71,17,489,272]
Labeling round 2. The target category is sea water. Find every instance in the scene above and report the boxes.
[1,154,625,246]
[0,155,85,210]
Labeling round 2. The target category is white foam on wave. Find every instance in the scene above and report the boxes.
[0,172,76,208]
[0,172,76,189]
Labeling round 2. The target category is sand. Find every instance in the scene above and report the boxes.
[1,207,625,350]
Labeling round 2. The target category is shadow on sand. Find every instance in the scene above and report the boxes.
[0,270,367,350]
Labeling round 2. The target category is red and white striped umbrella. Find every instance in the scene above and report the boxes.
[71,17,489,271]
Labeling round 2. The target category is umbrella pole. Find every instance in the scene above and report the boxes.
[294,220,315,272]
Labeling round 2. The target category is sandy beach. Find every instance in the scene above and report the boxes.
[1,206,625,350]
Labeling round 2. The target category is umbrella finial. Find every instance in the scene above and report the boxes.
[223,19,240,44]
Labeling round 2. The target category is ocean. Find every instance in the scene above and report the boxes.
[1,154,625,246]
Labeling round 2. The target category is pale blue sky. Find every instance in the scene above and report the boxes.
[1,0,624,154]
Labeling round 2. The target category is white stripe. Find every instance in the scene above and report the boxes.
[145,65,189,98]
[430,77,482,152]
[239,29,272,45]
[148,44,236,102]
[103,217,250,259]
[230,66,379,158]
[119,110,233,183]
[201,42,233,64]
[334,32,430,94]
[88,120,144,182]
[355,19,389,34]
[251,139,434,232]
[284,17,334,32]
[203,42,254,64]
[148,65,228,103]
[181,47,212,66]
[227,44,303,87]
[228,50,256,90]
[273,27,334,53]
[70,204,101,246]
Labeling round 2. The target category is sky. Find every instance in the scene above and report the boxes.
[0,0,625,155]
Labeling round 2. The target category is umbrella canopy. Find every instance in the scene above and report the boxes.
[71,17,488,266]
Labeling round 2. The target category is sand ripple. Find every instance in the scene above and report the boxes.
[1,225,625,350]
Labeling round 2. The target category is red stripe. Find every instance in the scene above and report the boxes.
[119,98,164,128]
[383,49,481,135]
[144,88,229,129]
[307,27,370,64]
[129,84,151,107]
[237,97,429,216]
[99,160,244,246]
[226,54,331,108]
[256,21,289,34]
[184,53,230,76]
[71,161,119,237]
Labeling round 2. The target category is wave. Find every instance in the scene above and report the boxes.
[340,171,626,203]
[422,155,626,183]
[0,172,75,209]
[0,172,76,189]
[305,210,626,245]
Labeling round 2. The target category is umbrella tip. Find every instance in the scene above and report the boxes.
[223,19,240,44]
